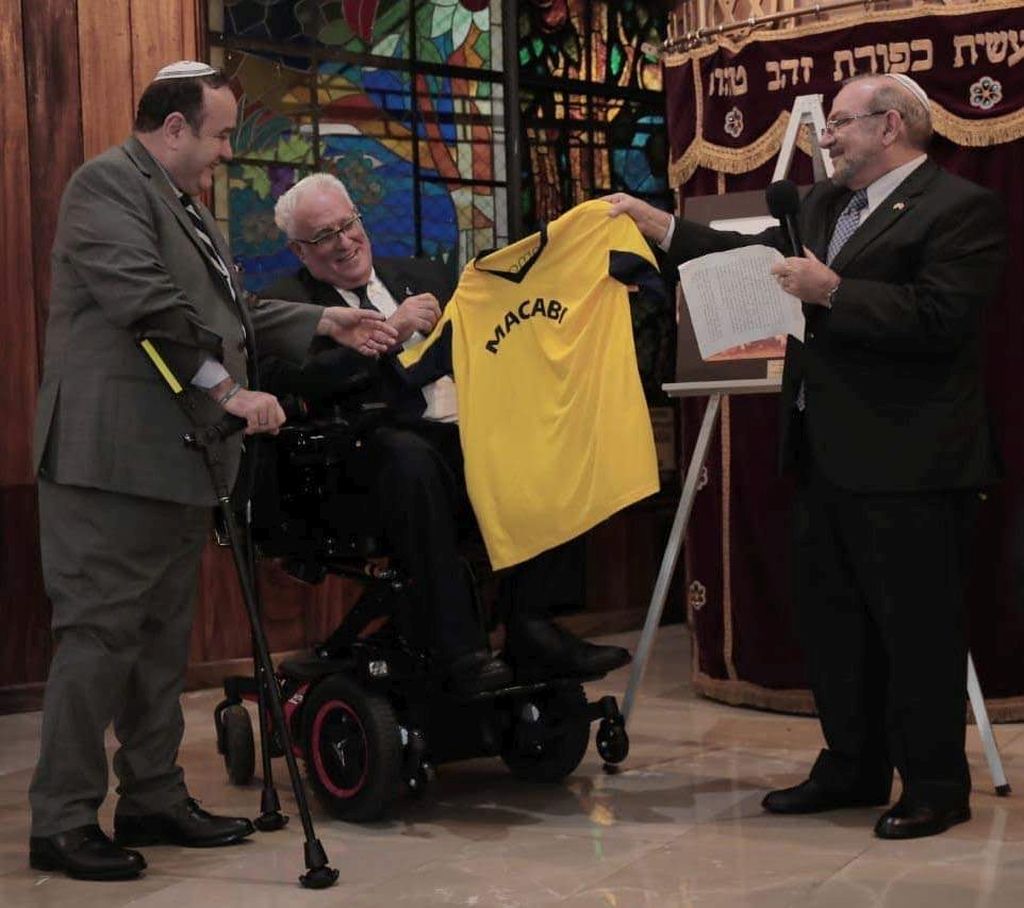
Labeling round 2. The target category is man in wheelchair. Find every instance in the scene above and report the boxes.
[256,173,631,697]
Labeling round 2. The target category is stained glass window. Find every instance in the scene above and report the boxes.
[517,0,668,228]
[210,0,508,292]
[518,0,673,398]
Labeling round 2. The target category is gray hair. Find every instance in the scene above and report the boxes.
[847,74,933,149]
[274,173,354,238]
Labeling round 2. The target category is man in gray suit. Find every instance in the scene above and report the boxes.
[28,62,396,881]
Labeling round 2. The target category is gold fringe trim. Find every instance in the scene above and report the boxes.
[669,99,1024,185]
[669,112,793,183]
[692,670,818,715]
[931,102,1024,147]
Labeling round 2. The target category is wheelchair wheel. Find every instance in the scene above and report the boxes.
[221,704,256,786]
[302,674,402,822]
[501,683,590,783]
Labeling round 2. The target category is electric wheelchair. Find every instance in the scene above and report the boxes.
[213,406,630,822]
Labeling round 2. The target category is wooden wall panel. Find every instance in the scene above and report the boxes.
[1,0,218,711]
[130,0,186,111]
[23,0,84,340]
[0,0,50,693]
[181,0,201,61]
[77,0,134,158]
[1,0,39,487]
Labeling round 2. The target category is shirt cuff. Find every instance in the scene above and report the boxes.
[191,357,231,389]
[657,217,676,252]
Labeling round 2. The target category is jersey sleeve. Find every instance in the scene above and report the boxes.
[608,212,667,309]
[606,207,660,269]
[397,305,455,387]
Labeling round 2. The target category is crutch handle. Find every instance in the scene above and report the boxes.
[184,414,248,450]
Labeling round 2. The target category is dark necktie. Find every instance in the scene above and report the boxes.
[353,284,379,312]
[826,189,869,265]
[180,194,237,302]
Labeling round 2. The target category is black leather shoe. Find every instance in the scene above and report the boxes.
[507,617,632,681]
[444,650,514,694]
[29,824,146,880]
[762,778,890,814]
[874,801,971,839]
[114,798,254,848]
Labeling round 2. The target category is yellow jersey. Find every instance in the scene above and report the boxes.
[400,200,662,569]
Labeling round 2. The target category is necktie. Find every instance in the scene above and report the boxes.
[353,284,380,313]
[180,194,237,302]
[826,189,869,265]
[796,190,868,413]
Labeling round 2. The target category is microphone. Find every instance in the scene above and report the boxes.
[766,180,804,258]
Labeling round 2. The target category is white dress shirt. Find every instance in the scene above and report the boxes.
[335,269,458,423]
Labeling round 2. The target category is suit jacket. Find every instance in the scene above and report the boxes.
[259,257,456,416]
[33,136,322,506]
[666,160,1006,493]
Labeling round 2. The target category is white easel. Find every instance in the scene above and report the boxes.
[614,95,1010,796]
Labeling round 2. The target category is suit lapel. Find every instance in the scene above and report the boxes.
[374,260,407,304]
[122,137,242,312]
[829,159,939,272]
[300,269,345,307]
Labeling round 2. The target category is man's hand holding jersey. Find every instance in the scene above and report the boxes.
[602,193,674,243]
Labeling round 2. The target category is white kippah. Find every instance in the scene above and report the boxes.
[153,60,218,82]
[883,73,930,112]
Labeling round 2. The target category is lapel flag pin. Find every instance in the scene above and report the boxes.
[892,201,906,212]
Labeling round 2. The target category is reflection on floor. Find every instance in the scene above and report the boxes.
[2,624,1023,907]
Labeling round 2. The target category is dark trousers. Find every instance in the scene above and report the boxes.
[793,459,975,809]
[359,420,583,657]
[30,479,210,835]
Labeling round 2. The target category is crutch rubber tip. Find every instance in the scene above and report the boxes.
[255,811,289,832]
[602,762,622,774]
[300,866,340,889]
[300,838,339,889]
[996,784,1012,797]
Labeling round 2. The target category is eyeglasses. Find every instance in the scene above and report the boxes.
[296,213,363,248]
[821,110,887,136]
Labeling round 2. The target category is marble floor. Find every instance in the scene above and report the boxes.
[2,624,1023,907]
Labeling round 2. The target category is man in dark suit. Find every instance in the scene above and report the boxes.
[260,174,631,691]
[29,63,394,881]
[607,73,1006,839]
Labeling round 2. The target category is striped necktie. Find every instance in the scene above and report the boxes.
[795,190,869,413]
[180,194,237,302]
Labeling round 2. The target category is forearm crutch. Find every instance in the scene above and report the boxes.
[139,339,339,889]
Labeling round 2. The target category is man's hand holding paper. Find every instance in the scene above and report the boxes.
[770,247,840,307]
[678,245,805,360]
